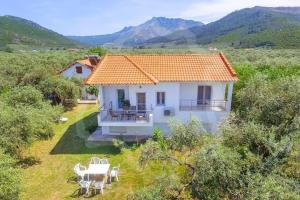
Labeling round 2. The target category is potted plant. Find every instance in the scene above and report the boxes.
[123,99,130,110]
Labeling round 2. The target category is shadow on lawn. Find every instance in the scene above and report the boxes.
[50,112,119,155]
[68,175,108,199]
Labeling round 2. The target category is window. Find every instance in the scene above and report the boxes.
[156,92,165,105]
[197,86,211,105]
[76,66,82,74]
[117,89,125,108]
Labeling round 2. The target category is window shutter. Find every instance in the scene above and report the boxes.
[205,86,211,101]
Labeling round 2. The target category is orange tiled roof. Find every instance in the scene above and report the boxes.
[85,53,237,85]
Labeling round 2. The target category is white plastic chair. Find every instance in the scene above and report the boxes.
[93,181,105,194]
[79,180,91,195]
[90,157,101,164]
[101,159,109,164]
[74,163,87,180]
[110,164,120,182]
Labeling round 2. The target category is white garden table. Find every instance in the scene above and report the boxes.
[86,164,110,176]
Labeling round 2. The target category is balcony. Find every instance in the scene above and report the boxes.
[97,109,154,127]
[179,99,227,112]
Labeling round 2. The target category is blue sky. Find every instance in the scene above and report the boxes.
[1,0,300,36]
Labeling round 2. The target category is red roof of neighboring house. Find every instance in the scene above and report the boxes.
[77,59,97,68]
[85,53,237,85]
[59,59,97,74]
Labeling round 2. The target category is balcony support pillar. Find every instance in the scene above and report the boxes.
[226,82,234,112]
[98,85,104,109]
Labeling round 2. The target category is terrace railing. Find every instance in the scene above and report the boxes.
[179,99,227,111]
[99,109,153,122]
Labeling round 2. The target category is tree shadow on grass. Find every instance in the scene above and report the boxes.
[50,112,119,155]
[69,188,103,199]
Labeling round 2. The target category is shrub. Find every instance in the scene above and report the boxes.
[112,139,126,152]
[39,77,80,110]
[85,85,98,96]
[0,150,21,200]
[152,128,163,141]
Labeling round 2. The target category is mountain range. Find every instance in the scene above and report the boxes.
[68,17,203,47]
[0,15,81,50]
[1,6,300,50]
[145,7,300,48]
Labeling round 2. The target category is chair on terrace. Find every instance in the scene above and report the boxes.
[109,109,119,120]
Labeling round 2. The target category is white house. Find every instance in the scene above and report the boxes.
[86,53,237,135]
[60,55,100,100]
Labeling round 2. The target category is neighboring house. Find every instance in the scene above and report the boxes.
[60,55,100,100]
[85,53,237,135]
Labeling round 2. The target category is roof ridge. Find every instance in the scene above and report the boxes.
[85,55,108,85]
[107,53,220,56]
[124,55,159,84]
[219,52,237,77]
[77,59,94,68]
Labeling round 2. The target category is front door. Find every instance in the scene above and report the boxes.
[197,86,211,105]
[136,93,146,111]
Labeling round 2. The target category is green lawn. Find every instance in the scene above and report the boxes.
[21,104,166,200]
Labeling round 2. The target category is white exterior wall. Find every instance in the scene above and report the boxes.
[128,83,180,123]
[62,63,97,100]
[180,82,226,102]
[102,86,129,110]
[99,81,232,134]
[62,63,92,80]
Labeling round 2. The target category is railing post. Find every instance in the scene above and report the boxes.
[97,112,101,126]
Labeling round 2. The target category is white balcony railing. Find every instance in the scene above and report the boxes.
[99,109,153,123]
[179,99,227,112]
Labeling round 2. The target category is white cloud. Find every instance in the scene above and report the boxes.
[180,0,300,23]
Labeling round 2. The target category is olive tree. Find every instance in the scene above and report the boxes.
[136,117,208,199]
[0,86,62,157]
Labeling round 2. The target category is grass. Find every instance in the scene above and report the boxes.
[21,104,167,200]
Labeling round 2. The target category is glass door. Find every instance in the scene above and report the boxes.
[197,86,211,105]
[136,93,146,111]
[117,89,125,109]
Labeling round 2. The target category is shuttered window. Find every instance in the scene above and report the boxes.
[156,92,165,105]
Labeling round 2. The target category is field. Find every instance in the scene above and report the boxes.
[20,104,170,200]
